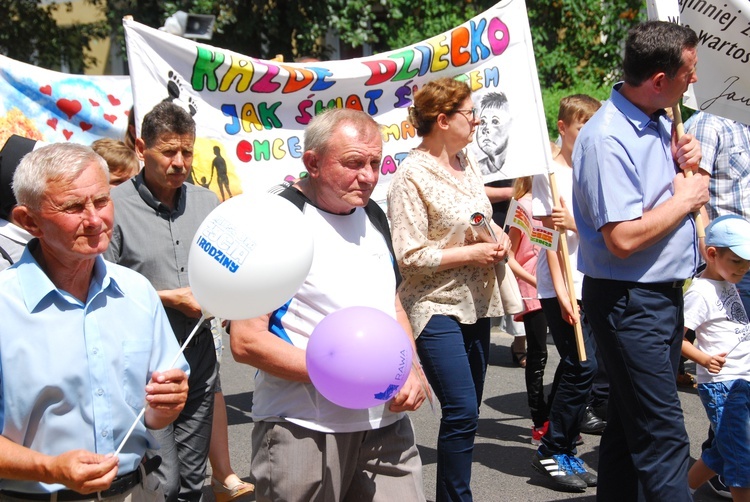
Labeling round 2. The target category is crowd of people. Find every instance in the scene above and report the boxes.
[0,18,749,502]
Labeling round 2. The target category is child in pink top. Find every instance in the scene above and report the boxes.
[507,176,549,444]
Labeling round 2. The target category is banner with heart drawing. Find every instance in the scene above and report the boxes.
[0,55,132,149]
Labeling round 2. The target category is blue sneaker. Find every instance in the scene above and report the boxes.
[567,454,597,487]
[532,452,587,492]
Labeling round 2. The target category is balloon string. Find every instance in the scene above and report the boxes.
[114,314,207,456]
[725,332,750,359]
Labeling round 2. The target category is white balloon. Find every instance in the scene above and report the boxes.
[188,192,314,320]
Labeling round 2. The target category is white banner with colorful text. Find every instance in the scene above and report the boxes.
[648,0,750,125]
[0,55,132,149]
[124,0,550,204]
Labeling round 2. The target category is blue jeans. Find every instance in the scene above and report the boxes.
[539,298,597,456]
[417,315,490,502]
[699,380,750,487]
[583,277,691,502]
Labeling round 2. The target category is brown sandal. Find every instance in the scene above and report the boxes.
[211,477,255,502]
[512,350,527,368]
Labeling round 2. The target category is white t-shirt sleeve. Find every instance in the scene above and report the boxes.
[531,173,552,218]
[684,284,710,332]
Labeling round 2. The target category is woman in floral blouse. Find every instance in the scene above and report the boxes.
[387,77,511,502]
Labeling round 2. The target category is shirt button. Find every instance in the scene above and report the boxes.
[176,240,180,245]
[97,388,104,396]
[180,267,185,272]
[102,430,108,437]
[92,348,99,355]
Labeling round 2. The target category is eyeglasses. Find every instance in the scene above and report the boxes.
[455,108,477,120]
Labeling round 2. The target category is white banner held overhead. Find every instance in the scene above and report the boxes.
[648,0,750,125]
[124,0,550,204]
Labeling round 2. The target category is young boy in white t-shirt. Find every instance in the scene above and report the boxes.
[530,94,601,492]
[683,215,750,501]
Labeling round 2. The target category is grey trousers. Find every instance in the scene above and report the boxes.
[251,415,425,502]
[149,330,217,502]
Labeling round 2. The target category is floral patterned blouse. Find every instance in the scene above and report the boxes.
[387,148,504,337]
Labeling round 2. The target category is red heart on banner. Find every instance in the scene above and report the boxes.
[46,118,58,130]
[103,114,117,124]
[62,129,73,140]
[80,121,92,131]
[89,99,100,107]
[124,109,130,116]
[107,95,121,106]
[40,85,52,95]
[57,99,82,119]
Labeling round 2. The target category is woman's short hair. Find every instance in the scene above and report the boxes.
[408,77,472,137]
[13,143,108,210]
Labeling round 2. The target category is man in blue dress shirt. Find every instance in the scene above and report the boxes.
[0,143,188,501]
[573,21,709,501]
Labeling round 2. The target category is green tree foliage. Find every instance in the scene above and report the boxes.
[0,0,109,73]
[4,0,644,103]
[527,0,643,89]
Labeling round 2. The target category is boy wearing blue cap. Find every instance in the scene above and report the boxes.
[683,215,750,501]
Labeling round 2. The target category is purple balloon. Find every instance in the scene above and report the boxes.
[306,306,414,409]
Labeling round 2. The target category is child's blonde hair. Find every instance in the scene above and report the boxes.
[513,176,533,200]
[558,94,601,125]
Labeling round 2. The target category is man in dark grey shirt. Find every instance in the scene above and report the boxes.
[104,101,219,502]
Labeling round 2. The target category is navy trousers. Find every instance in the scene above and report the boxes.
[583,277,692,502]
[417,315,490,502]
[538,298,597,456]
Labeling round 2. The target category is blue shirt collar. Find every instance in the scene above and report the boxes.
[16,239,124,312]
[610,82,669,134]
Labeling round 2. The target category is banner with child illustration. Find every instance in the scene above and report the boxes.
[124,0,551,205]
[0,55,132,149]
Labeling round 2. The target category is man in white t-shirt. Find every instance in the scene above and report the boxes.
[230,108,427,502]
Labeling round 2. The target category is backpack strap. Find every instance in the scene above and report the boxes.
[274,187,401,286]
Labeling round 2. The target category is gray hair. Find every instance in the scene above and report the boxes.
[13,143,108,210]
[304,108,381,159]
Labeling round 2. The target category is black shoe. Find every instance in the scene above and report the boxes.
[532,452,587,492]
[580,406,606,435]
[567,454,597,487]
[707,475,732,499]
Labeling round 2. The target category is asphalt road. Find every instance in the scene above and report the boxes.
[209,329,725,502]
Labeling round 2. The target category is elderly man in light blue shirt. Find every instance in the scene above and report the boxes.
[0,143,189,501]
